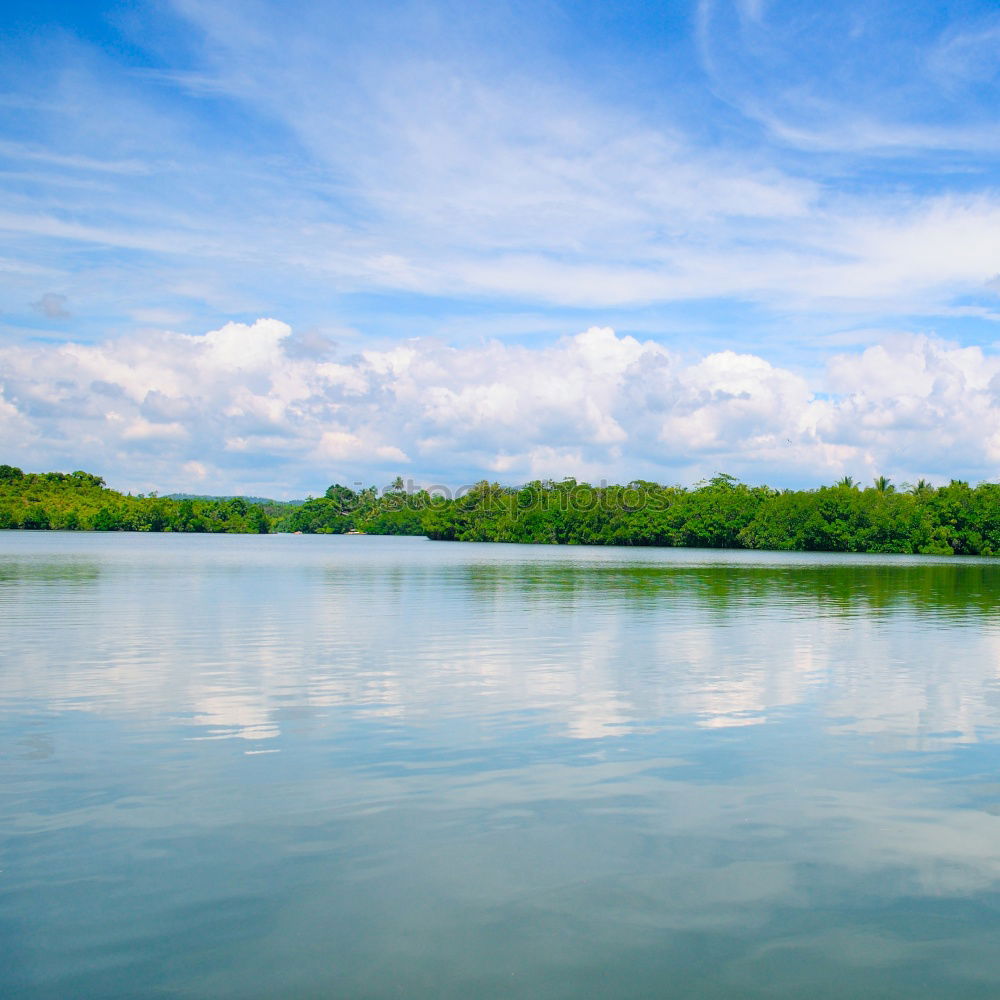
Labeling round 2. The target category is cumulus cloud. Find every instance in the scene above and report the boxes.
[2,318,1000,494]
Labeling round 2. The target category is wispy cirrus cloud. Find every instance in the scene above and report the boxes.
[1,0,999,345]
[696,0,1000,155]
[2,0,1000,487]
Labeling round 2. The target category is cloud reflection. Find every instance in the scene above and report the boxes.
[1,537,999,752]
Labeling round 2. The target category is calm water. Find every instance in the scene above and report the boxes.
[3,533,1000,998]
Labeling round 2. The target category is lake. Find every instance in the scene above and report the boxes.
[3,531,1000,998]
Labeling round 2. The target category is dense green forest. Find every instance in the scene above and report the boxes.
[0,466,277,533]
[419,474,1000,555]
[0,465,422,536]
[3,464,1000,555]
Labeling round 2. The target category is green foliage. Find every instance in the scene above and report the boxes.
[89,506,120,532]
[0,468,440,538]
[324,483,358,508]
[4,466,1000,557]
[281,497,353,534]
[281,481,432,535]
[0,469,280,535]
[248,505,270,534]
[21,505,51,530]
[421,474,1000,557]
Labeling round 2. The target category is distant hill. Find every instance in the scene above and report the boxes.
[164,493,305,506]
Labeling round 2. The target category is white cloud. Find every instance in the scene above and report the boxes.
[1,0,999,367]
[818,335,1000,471]
[121,417,187,441]
[183,459,208,481]
[2,319,1000,494]
[315,430,410,465]
[929,18,1000,86]
[5,0,998,335]
[198,317,291,371]
[697,0,1000,155]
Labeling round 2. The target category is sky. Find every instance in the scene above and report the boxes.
[2,0,1000,497]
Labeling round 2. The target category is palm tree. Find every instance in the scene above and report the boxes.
[835,475,856,489]
[873,476,894,493]
[908,478,933,495]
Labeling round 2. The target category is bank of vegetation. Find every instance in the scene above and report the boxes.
[0,465,421,536]
[3,465,1000,556]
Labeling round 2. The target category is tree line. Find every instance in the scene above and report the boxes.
[0,466,423,536]
[3,464,1000,555]
[0,466,275,533]
[418,474,1000,555]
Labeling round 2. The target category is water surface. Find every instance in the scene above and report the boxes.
[3,532,1000,998]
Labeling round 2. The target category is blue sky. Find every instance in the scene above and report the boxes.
[2,0,1000,495]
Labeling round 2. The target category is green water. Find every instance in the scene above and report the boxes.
[2,532,1000,998]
